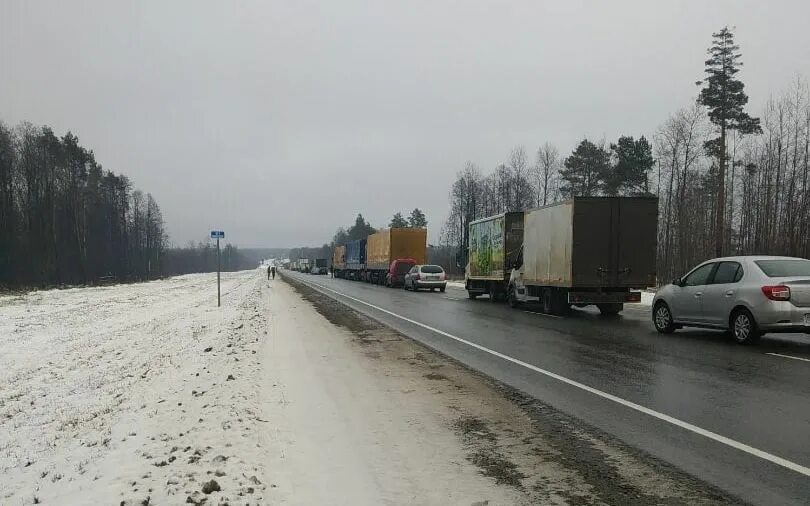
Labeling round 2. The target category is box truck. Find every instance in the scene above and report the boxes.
[466,197,658,315]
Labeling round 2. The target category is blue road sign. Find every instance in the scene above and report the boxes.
[210,230,225,239]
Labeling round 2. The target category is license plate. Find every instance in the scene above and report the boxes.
[427,275,439,280]
[805,314,810,326]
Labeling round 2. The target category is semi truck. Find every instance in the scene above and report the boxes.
[466,197,658,315]
[342,238,367,280]
[332,245,346,276]
[311,258,328,274]
[365,228,427,284]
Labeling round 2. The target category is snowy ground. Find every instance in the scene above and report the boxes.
[1,271,267,505]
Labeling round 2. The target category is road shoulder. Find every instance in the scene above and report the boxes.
[270,275,740,505]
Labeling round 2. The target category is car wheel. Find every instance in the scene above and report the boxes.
[440,286,445,293]
[653,302,676,334]
[467,291,478,299]
[731,308,761,344]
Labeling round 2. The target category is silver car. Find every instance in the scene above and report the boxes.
[404,264,447,292]
[652,256,810,344]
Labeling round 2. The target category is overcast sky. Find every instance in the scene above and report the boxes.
[2,1,809,248]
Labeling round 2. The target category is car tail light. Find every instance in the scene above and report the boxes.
[762,285,791,301]
[414,273,420,280]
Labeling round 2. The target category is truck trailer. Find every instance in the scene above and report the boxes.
[311,258,328,274]
[343,239,367,280]
[365,228,427,284]
[332,245,346,277]
[466,197,658,315]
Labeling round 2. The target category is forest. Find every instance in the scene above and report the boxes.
[0,122,252,287]
[441,27,810,284]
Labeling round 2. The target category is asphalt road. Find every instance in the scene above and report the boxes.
[282,271,810,505]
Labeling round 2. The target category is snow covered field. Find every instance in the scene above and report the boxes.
[1,271,267,505]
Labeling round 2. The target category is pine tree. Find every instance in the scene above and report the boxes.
[606,136,655,196]
[389,212,408,228]
[560,139,609,197]
[347,214,376,240]
[408,208,427,228]
[697,26,761,256]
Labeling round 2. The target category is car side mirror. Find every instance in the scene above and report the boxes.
[673,278,683,287]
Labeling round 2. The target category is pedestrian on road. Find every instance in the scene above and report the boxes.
[271,266,276,280]
[267,265,272,280]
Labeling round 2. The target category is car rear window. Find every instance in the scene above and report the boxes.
[420,265,443,274]
[755,259,810,277]
[395,262,413,274]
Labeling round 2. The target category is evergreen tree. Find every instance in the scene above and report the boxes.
[606,135,655,196]
[697,26,761,255]
[408,208,427,228]
[347,213,376,240]
[560,139,609,197]
[389,212,408,228]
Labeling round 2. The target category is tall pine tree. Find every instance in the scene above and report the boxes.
[697,27,761,256]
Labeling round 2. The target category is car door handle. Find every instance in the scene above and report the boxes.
[725,290,734,297]
[694,292,703,297]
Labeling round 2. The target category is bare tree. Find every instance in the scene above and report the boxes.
[533,142,559,206]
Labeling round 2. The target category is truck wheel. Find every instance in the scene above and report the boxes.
[508,286,520,308]
[467,291,478,299]
[598,303,623,316]
[541,289,553,314]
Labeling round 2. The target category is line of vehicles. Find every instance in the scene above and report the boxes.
[323,197,659,311]
[288,196,810,344]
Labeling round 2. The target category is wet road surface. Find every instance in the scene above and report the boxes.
[283,271,810,505]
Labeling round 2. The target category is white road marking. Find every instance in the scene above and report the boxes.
[523,310,563,319]
[291,274,810,478]
[766,352,810,363]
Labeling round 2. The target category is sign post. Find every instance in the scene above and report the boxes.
[210,230,225,306]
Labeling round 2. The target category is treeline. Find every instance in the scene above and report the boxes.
[0,121,166,287]
[443,27,810,284]
[162,242,255,276]
[442,137,654,262]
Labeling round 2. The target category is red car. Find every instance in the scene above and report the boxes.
[386,258,416,287]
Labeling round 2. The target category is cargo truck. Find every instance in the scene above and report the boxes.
[466,197,658,315]
[332,245,346,277]
[311,258,328,275]
[465,211,525,301]
[344,238,367,280]
[365,228,428,284]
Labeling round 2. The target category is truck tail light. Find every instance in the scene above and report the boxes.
[626,292,641,302]
[762,285,790,301]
